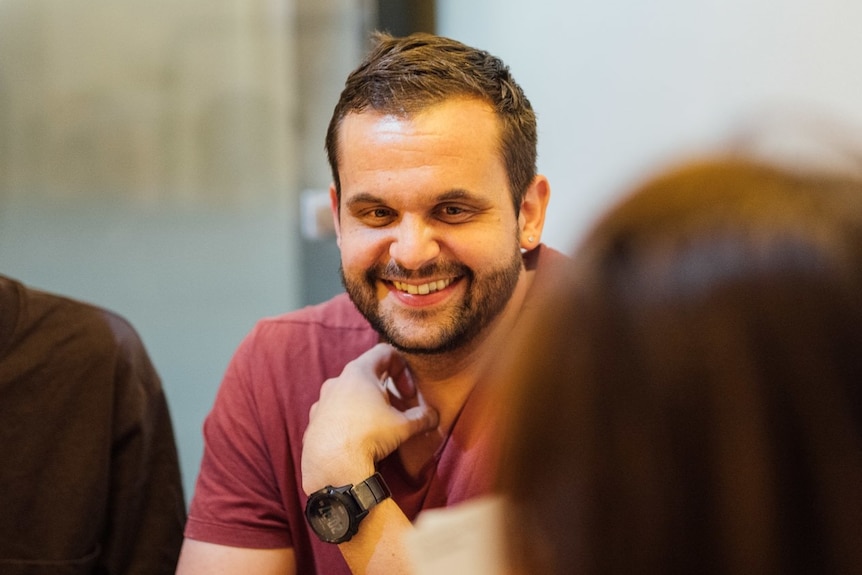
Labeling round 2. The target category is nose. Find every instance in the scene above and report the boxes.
[388,215,440,271]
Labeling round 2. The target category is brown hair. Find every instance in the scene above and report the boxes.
[497,158,862,574]
[325,32,537,213]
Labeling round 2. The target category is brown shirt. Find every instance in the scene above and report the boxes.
[0,276,186,575]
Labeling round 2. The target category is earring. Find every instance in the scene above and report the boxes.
[528,236,535,243]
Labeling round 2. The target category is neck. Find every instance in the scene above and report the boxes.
[404,265,536,432]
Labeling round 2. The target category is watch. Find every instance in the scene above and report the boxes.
[304,472,391,543]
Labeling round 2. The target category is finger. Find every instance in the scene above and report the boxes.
[356,343,418,401]
[386,354,417,400]
[353,342,401,380]
[399,405,439,438]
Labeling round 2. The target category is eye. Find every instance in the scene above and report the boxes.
[436,203,474,223]
[356,206,397,227]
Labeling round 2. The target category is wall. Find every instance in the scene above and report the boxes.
[437,0,862,252]
[0,0,371,501]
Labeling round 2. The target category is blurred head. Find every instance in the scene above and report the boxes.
[325,31,538,214]
[497,157,862,574]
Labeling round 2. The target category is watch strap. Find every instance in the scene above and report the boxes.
[351,472,391,512]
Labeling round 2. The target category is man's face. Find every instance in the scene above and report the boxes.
[332,98,524,355]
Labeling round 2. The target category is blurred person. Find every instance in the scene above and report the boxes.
[176,32,567,575]
[495,157,862,574]
[0,275,186,574]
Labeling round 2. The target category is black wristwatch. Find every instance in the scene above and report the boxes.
[305,472,391,543]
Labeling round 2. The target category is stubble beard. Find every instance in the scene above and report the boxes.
[341,241,524,355]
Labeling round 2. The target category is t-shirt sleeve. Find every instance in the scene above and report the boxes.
[185,325,296,549]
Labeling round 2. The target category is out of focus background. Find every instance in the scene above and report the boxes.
[2,0,861,500]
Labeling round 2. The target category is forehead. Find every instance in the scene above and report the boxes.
[336,98,505,192]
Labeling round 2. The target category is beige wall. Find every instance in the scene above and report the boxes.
[0,0,372,500]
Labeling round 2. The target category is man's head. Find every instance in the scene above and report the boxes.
[327,34,549,356]
[326,32,538,215]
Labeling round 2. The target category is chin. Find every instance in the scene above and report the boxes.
[384,328,475,356]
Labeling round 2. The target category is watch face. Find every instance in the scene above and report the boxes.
[307,495,351,542]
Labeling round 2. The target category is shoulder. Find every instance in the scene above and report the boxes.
[516,244,573,323]
[228,293,379,383]
[0,279,165,423]
[245,293,375,352]
[257,292,371,333]
[527,243,571,274]
[526,244,572,292]
[1,276,148,361]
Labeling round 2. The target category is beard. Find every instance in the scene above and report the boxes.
[341,239,524,355]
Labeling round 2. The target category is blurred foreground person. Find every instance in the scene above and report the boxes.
[0,276,186,574]
[496,157,862,574]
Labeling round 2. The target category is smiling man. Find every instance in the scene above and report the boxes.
[177,32,568,575]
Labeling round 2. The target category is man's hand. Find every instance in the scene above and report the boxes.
[301,343,439,494]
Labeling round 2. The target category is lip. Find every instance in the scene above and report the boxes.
[391,277,453,295]
[383,276,461,306]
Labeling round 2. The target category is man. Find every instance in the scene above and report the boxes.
[177,32,568,574]
[0,275,186,574]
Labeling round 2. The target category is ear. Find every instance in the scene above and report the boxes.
[518,174,551,250]
[329,184,342,248]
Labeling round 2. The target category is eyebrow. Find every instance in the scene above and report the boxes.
[344,192,384,210]
[345,188,485,210]
[436,189,481,202]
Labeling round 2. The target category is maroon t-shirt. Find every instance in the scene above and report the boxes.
[185,245,569,574]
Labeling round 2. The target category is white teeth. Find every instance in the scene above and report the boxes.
[392,278,452,295]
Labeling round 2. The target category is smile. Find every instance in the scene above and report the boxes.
[391,278,453,295]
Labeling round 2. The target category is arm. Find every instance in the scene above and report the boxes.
[175,539,296,575]
[337,499,419,574]
[100,315,187,575]
[176,324,302,572]
[302,343,439,574]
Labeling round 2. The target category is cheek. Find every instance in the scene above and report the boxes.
[456,225,518,261]
[338,228,388,270]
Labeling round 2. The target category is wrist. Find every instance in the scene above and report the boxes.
[302,452,376,496]
[305,472,392,544]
